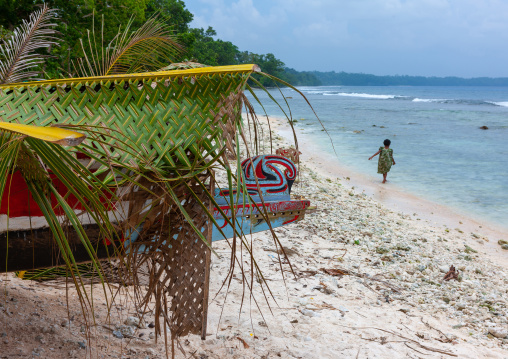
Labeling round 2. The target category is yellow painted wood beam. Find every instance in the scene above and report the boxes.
[0,122,86,146]
[0,64,261,89]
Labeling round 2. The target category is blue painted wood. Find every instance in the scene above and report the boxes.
[211,199,310,241]
[125,155,309,244]
[212,213,298,241]
[211,154,308,241]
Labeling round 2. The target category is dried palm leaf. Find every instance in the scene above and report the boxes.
[0,4,59,84]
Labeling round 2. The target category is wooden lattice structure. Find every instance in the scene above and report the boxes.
[0,65,260,339]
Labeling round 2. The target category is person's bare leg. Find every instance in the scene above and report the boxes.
[382,173,387,183]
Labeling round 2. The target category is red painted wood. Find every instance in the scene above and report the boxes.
[0,171,112,218]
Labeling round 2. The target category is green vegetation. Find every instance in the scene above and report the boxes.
[312,71,508,86]
[186,26,320,86]
[0,0,321,85]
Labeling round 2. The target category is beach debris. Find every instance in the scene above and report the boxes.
[236,336,250,349]
[442,266,459,281]
[124,316,144,328]
[488,327,508,339]
[320,268,349,277]
[498,239,508,249]
[275,147,302,163]
[464,245,477,253]
[479,126,489,130]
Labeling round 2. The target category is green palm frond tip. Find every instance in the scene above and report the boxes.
[74,14,183,77]
[16,262,121,282]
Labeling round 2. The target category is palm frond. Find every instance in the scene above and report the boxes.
[75,14,183,77]
[0,4,59,84]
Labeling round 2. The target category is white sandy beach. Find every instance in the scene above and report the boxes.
[1,117,508,359]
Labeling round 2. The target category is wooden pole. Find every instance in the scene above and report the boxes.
[201,172,214,340]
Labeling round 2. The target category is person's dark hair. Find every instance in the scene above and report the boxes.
[383,139,391,146]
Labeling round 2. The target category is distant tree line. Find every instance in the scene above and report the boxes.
[312,71,508,86]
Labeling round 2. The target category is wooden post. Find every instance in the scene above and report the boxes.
[201,173,214,340]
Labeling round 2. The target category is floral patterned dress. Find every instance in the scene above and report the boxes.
[377,147,393,174]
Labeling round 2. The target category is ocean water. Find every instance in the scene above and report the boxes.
[248,85,508,227]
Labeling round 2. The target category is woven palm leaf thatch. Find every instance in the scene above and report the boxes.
[0,65,256,169]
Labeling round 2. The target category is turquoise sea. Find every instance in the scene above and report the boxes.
[250,86,508,227]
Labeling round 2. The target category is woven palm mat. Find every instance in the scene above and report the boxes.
[125,173,214,339]
[0,71,247,167]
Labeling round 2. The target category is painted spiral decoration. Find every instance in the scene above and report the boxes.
[241,155,297,195]
[215,154,297,200]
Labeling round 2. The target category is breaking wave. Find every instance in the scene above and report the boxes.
[295,87,508,108]
[488,101,508,107]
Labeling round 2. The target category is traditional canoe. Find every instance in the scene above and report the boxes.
[212,154,311,240]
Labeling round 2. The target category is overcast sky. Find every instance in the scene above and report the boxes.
[185,0,508,78]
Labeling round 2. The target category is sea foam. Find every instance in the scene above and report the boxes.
[412,98,447,103]
[330,92,397,99]
[488,101,508,107]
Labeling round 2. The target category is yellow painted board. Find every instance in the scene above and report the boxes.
[0,64,261,90]
[0,122,86,146]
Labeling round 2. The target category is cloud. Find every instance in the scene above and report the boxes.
[185,0,508,76]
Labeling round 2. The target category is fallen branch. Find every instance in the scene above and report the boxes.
[342,326,458,357]
[421,318,454,343]
[237,336,250,349]
[320,266,403,293]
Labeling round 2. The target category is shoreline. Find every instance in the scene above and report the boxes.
[270,115,508,265]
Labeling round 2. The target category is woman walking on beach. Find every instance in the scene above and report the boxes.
[369,139,395,183]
